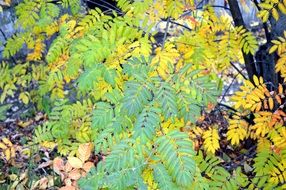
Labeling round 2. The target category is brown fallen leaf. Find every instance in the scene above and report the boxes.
[67,157,83,169]
[53,157,65,174]
[64,178,73,186]
[82,161,94,172]
[39,177,49,189]
[81,170,87,177]
[77,143,93,162]
[59,185,76,190]
[72,180,78,188]
[65,161,73,173]
[38,160,53,169]
[68,169,81,180]
[35,113,45,121]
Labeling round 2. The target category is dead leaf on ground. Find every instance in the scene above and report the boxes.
[82,161,94,172]
[68,169,81,180]
[65,161,73,172]
[67,157,83,169]
[37,160,52,169]
[59,185,76,190]
[64,178,73,186]
[53,157,65,174]
[77,143,92,162]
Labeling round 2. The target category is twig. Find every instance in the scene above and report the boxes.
[161,17,170,50]
[219,73,239,103]
[196,5,230,11]
[169,20,192,32]
[230,62,248,80]
[218,103,238,112]
[181,5,231,18]
[84,0,122,14]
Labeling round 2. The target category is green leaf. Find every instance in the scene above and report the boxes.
[77,64,104,93]
[103,68,117,87]
[156,82,178,119]
[92,102,114,129]
[0,104,11,121]
[155,130,196,187]
[134,105,160,142]
[122,81,152,116]
[153,163,178,190]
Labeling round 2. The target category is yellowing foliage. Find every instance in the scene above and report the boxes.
[269,32,286,80]
[230,76,286,188]
[227,115,248,145]
[2,0,286,189]
[0,137,16,162]
[203,127,220,154]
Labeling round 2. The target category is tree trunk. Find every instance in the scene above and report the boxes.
[252,0,280,88]
[228,0,257,82]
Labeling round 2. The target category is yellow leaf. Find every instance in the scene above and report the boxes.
[272,40,281,45]
[275,95,282,104]
[41,141,57,149]
[245,80,255,89]
[21,148,31,157]
[278,84,283,94]
[4,149,11,161]
[263,11,270,22]
[4,0,10,6]
[10,147,15,158]
[0,142,7,149]
[2,138,12,146]
[255,102,262,112]
[77,143,92,162]
[272,8,279,21]
[203,128,220,154]
[67,157,83,169]
[253,75,260,86]
[19,92,29,104]
[67,20,77,30]
[253,89,265,99]
[269,45,278,54]
[227,118,248,145]
[259,76,264,84]
[17,120,33,128]
[269,97,274,110]
[278,3,286,14]
[248,94,260,102]
[259,3,273,9]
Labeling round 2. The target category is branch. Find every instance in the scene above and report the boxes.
[218,103,238,112]
[84,0,122,14]
[169,20,192,32]
[228,0,257,82]
[219,73,239,103]
[162,17,170,50]
[181,5,231,18]
[230,62,247,80]
[196,5,230,11]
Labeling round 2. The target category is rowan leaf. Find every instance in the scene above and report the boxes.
[77,143,93,162]
[53,157,65,174]
[67,157,84,169]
